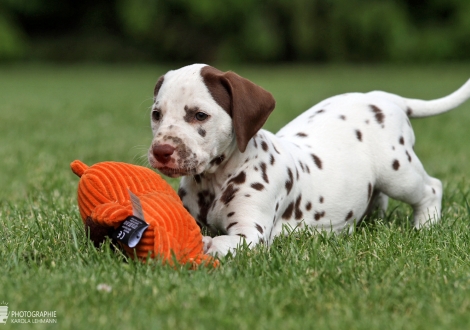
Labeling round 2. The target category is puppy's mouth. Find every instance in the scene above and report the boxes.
[156,166,198,178]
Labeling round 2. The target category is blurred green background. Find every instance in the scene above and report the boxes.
[1,0,470,64]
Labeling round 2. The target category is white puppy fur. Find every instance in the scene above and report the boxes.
[148,64,470,257]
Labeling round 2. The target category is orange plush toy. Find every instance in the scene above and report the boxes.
[70,160,217,268]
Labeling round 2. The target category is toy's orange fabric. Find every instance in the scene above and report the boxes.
[70,160,217,267]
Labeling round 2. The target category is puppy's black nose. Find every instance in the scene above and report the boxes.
[152,144,176,164]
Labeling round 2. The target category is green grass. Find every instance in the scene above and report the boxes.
[1,63,470,329]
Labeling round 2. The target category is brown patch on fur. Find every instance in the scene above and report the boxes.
[370,105,385,124]
[198,127,206,137]
[356,130,362,141]
[294,195,303,220]
[251,183,265,191]
[282,202,294,219]
[314,211,325,221]
[392,159,400,170]
[220,184,239,205]
[154,76,164,99]
[229,171,247,185]
[311,154,322,169]
[197,191,215,225]
[406,150,412,162]
[306,202,312,211]
[183,105,201,123]
[261,141,269,151]
[285,168,294,195]
[260,162,269,183]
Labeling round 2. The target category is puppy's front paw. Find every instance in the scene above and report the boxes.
[202,236,213,254]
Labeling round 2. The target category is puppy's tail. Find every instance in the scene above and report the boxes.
[403,78,470,118]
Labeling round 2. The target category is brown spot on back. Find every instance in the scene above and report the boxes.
[311,154,322,169]
[392,159,400,170]
[282,202,294,219]
[399,136,404,145]
[406,107,413,116]
[296,132,308,137]
[319,196,324,203]
[255,223,264,234]
[356,130,362,141]
[251,183,265,191]
[370,105,385,124]
[406,150,412,162]
[227,212,235,217]
[345,210,354,221]
[340,115,346,120]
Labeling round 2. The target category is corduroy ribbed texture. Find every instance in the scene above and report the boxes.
[70,160,217,268]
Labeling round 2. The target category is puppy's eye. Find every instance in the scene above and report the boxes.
[152,110,161,121]
[195,112,209,121]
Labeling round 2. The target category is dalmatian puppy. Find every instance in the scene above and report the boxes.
[148,64,470,256]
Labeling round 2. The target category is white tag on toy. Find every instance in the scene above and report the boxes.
[112,190,149,248]
[128,189,145,221]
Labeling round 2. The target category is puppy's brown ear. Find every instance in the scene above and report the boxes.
[154,76,164,100]
[201,66,276,152]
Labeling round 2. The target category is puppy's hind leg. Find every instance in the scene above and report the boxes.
[412,176,442,228]
[378,152,442,229]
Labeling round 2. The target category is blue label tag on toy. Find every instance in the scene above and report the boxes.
[112,216,149,248]
[112,190,149,248]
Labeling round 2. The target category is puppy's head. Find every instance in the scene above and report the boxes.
[148,64,275,178]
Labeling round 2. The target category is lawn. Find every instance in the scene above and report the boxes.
[1,63,470,329]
